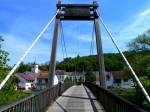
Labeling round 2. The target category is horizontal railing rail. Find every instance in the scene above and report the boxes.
[84,82,148,112]
[0,82,74,112]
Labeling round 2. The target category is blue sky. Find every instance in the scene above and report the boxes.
[0,0,150,65]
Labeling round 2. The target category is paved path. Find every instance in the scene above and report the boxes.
[46,85,105,112]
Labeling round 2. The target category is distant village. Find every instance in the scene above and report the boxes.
[15,63,134,91]
[15,63,85,90]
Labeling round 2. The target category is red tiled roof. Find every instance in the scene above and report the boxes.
[33,70,65,79]
[33,72,48,79]
[17,73,35,81]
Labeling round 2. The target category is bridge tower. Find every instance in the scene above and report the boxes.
[48,1,106,88]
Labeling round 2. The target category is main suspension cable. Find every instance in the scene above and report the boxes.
[99,15,150,103]
[0,10,59,90]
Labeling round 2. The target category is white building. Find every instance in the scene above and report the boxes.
[32,63,39,73]
[16,63,59,90]
[96,71,134,88]
[15,72,36,90]
[33,72,59,90]
[55,70,67,82]
[55,70,85,83]
[65,72,85,82]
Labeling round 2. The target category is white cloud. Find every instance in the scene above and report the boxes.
[115,8,150,50]
[129,9,150,29]
[3,33,53,65]
[77,34,93,42]
[120,8,150,38]
[99,8,150,52]
[140,9,150,16]
[42,32,52,40]
[3,34,28,52]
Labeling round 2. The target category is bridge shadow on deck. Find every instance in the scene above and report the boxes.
[61,86,99,112]
[61,95,97,100]
[55,101,68,112]
[84,86,99,112]
[47,85,105,112]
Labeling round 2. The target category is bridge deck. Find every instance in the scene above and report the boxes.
[46,85,105,112]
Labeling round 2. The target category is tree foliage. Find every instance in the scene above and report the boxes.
[17,62,31,72]
[127,34,150,51]
[39,61,49,72]
[126,35,150,110]
[0,36,29,106]
[0,36,9,69]
[0,36,10,81]
[85,71,96,83]
[139,76,150,94]
[132,56,150,78]
[56,54,124,72]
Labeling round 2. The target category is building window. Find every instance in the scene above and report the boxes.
[38,79,42,84]
[114,79,121,83]
[106,75,110,80]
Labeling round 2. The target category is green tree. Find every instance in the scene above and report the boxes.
[0,36,10,81]
[139,76,150,95]
[0,36,9,69]
[17,62,31,72]
[0,36,19,91]
[133,56,150,78]
[139,76,150,110]
[85,71,96,83]
[0,36,29,106]
[127,34,150,51]
[39,61,49,72]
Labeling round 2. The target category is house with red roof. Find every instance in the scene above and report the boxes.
[15,64,59,90]
[15,63,84,90]
[15,72,36,90]
[32,72,59,90]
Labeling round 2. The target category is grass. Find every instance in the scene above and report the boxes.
[0,90,30,106]
[109,88,150,110]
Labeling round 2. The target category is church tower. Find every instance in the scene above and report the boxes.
[32,63,39,73]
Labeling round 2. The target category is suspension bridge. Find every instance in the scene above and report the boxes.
[0,1,150,112]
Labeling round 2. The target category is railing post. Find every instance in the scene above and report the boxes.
[58,82,62,96]
[84,82,148,112]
